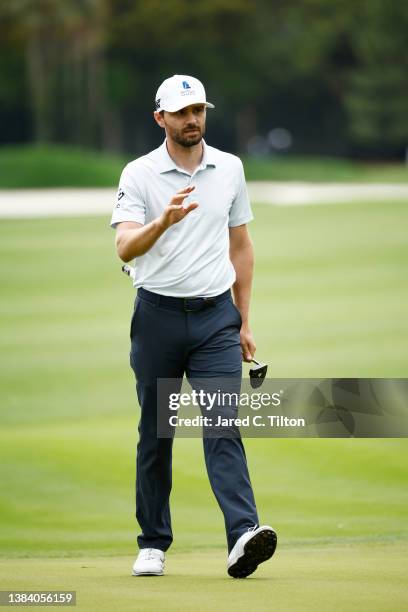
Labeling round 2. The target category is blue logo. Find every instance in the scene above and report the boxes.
[182,81,191,89]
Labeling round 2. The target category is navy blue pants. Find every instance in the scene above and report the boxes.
[129,287,259,553]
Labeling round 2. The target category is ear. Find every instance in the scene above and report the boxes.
[153,111,165,128]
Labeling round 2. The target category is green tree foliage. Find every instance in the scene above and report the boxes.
[0,0,111,146]
[345,1,408,152]
[0,0,407,157]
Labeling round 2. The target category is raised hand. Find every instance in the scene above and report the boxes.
[159,186,199,229]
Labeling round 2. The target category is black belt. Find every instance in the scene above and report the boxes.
[137,287,231,312]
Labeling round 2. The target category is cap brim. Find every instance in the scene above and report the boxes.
[160,99,215,112]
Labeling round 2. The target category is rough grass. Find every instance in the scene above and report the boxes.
[1,145,408,187]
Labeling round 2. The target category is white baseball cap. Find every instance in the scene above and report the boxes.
[155,75,215,112]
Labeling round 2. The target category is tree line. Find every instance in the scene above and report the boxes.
[0,0,407,158]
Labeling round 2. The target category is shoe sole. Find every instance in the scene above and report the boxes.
[228,528,277,579]
[132,571,164,576]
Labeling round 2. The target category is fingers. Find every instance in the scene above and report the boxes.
[177,186,195,194]
[167,202,198,211]
[170,193,194,206]
[240,340,250,362]
[171,193,189,202]
[164,191,199,226]
[171,186,195,202]
[183,202,199,212]
[167,204,184,210]
[241,337,256,362]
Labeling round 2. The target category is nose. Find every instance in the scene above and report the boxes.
[184,111,199,125]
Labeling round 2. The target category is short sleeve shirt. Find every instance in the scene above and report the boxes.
[110,139,253,297]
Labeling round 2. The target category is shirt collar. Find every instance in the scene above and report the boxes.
[157,138,216,174]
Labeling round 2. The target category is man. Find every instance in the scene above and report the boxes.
[111,74,277,578]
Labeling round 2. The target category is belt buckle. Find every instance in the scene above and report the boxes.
[183,298,197,312]
[183,297,215,312]
[202,297,216,309]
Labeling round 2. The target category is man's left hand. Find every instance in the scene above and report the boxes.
[240,323,256,362]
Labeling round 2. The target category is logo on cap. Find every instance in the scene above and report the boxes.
[182,81,191,90]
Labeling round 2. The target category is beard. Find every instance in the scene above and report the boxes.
[170,124,206,148]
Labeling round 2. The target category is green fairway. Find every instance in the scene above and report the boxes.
[1,544,407,612]
[1,145,408,187]
[1,200,407,609]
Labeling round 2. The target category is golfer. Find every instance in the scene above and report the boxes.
[111,75,277,578]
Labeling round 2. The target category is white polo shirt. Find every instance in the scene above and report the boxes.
[110,139,253,297]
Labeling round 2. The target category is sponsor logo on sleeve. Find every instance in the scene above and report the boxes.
[116,188,125,207]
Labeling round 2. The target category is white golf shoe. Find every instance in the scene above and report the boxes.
[227,525,277,578]
[132,548,165,576]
